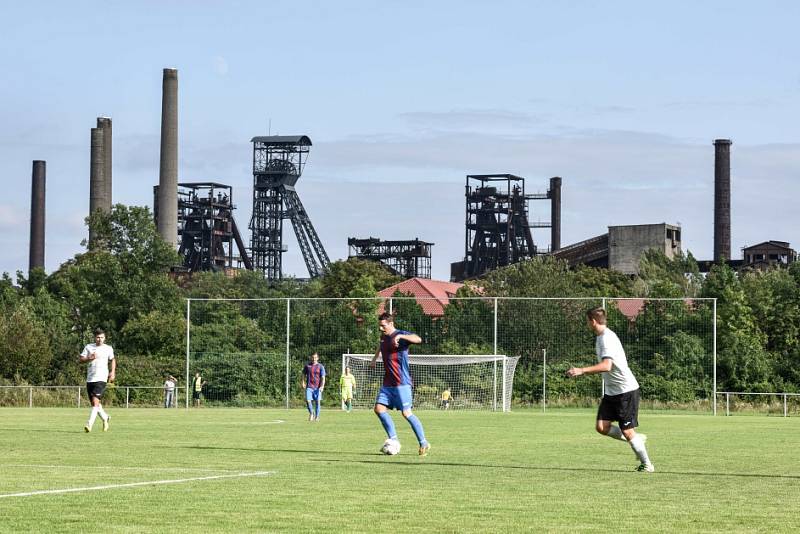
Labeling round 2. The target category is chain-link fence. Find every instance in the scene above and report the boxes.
[0,385,186,408]
[185,297,717,411]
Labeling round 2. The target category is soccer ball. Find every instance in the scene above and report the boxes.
[381,438,401,456]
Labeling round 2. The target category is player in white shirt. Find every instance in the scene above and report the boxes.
[566,307,654,472]
[78,328,116,432]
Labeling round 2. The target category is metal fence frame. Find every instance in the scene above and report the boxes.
[716,391,800,417]
[185,296,719,412]
[0,385,183,408]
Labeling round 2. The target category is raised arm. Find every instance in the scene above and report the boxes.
[395,333,422,345]
[78,348,95,363]
[566,358,612,377]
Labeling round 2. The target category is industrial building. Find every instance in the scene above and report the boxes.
[550,223,682,275]
[348,237,433,279]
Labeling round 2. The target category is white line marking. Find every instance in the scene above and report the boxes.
[3,464,237,473]
[0,471,275,499]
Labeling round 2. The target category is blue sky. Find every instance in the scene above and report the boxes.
[1,1,798,280]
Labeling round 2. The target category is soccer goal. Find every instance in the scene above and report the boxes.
[342,354,520,412]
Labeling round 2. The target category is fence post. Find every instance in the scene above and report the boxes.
[493,298,498,411]
[542,349,547,413]
[713,299,717,416]
[126,387,130,409]
[784,393,788,418]
[77,386,81,407]
[29,386,33,408]
[726,393,730,416]
[286,298,291,410]
[185,299,191,410]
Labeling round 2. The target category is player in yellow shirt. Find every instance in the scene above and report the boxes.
[440,388,452,410]
[340,366,357,412]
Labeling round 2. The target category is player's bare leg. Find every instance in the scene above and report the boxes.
[596,419,627,441]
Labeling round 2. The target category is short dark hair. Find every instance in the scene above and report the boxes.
[586,307,607,325]
[378,312,394,323]
[93,328,105,336]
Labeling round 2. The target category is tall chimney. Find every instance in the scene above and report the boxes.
[157,67,178,248]
[713,139,732,262]
[549,176,562,252]
[89,127,105,246]
[97,117,112,210]
[29,160,46,272]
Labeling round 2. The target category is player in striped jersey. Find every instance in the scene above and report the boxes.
[369,312,431,456]
[302,353,326,421]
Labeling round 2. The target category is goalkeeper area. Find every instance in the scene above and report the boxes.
[343,353,519,411]
[2,408,799,532]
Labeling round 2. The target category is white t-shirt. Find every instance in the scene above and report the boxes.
[595,327,639,396]
[164,379,176,392]
[81,343,115,383]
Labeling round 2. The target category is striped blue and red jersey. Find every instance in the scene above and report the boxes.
[303,363,326,389]
[380,330,413,387]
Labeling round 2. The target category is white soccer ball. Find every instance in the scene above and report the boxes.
[381,438,401,456]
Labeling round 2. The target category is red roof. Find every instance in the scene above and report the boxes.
[378,278,464,317]
[614,298,697,321]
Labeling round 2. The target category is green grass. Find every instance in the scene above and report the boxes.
[1,407,799,533]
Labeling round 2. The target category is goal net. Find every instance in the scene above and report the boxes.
[342,354,520,411]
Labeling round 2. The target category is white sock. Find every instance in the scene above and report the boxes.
[88,406,99,427]
[97,405,108,421]
[629,434,651,465]
[606,425,627,441]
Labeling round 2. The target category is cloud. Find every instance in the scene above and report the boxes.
[0,204,25,231]
[212,55,229,76]
[399,109,545,132]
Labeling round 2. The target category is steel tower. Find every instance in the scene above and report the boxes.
[249,136,330,280]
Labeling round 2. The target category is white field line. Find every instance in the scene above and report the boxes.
[3,464,239,473]
[0,470,275,499]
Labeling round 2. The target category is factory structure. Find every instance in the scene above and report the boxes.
[24,68,796,283]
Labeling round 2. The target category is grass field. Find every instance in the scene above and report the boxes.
[1,407,799,533]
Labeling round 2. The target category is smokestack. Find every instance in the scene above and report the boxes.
[89,127,105,245]
[549,176,562,252]
[97,117,112,210]
[713,139,732,262]
[29,160,46,272]
[157,67,178,248]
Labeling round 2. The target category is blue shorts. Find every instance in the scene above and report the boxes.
[376,385,413,411]
[305,388,322,402]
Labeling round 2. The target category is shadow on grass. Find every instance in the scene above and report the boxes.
[311,458,800,480]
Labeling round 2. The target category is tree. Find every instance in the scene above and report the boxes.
[0,300,53,383]
[635,249,702,298]
[316,258,402,298]
[702,263,774,392]
[48,205,182,338]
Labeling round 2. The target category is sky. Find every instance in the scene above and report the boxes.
[1,1,798,281]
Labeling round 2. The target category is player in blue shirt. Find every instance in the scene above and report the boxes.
[302,353,326,421]
[369,312,431,456]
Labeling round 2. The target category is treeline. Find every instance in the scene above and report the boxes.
[2,205,799,405]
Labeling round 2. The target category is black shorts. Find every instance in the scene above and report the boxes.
[597,388,640,430]
[192,390,201,400]
[86,381,107,399]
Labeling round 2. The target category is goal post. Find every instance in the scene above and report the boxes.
[342,354,520,411]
